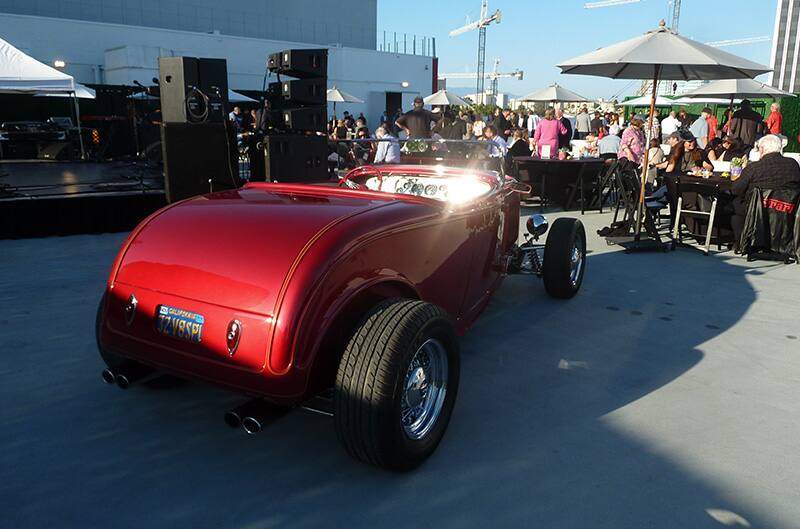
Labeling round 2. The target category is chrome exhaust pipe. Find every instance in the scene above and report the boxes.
[227,400,288,434]
[115,363,156,389]
[242,416,263,435]
[101,369,116,384]
[224,400,266,429]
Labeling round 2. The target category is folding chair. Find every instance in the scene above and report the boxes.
[670,178,722,255]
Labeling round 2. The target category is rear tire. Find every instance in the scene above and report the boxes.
[334,299,460,471]
[543,218,586,299]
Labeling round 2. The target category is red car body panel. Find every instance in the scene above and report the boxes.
[99,166,521,404]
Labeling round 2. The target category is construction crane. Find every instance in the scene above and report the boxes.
[584,0,640,8]
[670,0,681,32]
[449,0,502,104]
[439,59,524,102]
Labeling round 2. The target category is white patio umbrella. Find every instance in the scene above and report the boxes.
[558,20,771,245]
[680,78,793,116]
[327,86,364,117]
[520,83,588,104]
[423,89,470,106]
[620,95,679,107]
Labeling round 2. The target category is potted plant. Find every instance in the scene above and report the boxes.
[558,147,570,160]
[731,157,744,178]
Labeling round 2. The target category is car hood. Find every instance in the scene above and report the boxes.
[114,185,395,315]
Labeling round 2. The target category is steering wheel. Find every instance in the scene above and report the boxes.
[339,165,383,191]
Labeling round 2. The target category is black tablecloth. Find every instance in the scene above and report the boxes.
[512,157,607,211]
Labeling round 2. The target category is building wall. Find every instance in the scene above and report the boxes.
[0,13,431,131]
[770,0,800,92]
[0,0,376,49]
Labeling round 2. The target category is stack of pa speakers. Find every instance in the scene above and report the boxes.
[158,56,238,203]
[254,48,329,183]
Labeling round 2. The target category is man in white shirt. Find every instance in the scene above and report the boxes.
[597,127,621,158]
[373,127,401,164]
[527,112,541,137]
[660,111,680,143]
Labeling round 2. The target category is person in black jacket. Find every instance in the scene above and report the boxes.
[555,108,573,150]
[729,99,766,149]
[731,134,800,244]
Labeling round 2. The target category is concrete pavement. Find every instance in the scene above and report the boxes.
[1,209,798,529]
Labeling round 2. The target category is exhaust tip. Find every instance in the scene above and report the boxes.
[101,369,116,384]
[242,416,262,435]
[223,411,243,429]
[116,374,131,390]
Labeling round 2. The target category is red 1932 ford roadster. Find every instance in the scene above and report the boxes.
[96,164,586,470]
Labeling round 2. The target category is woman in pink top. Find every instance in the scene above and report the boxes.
[533,108,567,158]
[617,117,646,164]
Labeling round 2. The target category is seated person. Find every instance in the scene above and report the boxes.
[719,135,747,162]
[730,134,800,244]
[373,126,400,164]
[596,126,620,159]
[680,132,713,173]
[705,137,724,161]
[508,129,532,157]
[656,131,684,174]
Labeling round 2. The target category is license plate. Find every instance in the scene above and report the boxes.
[155,305,204,343]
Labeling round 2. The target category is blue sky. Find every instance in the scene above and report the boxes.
[377,0,778,99]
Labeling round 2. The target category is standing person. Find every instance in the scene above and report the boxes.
[677,110,692,130]
[495,109,513,140]
[689,108,711,149]
[472,114,486,139]
[533,108,567,158]
[729,99,764,149]
[575,106,591,140]
[706,108,719,142]
[661,111,680,143]
[618,117,646,165]
[527,110,540,137]
[597,126,621,159]
[555,108,573,150]
[395,96,436,139]
[766,102,783,135]
[646,111,661,143]
[508,129,532,157]
[373,126,401,164]
[228,106,242,131]
[379,109,389,126]
[590,111,604,135]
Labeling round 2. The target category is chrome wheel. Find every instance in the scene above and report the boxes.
[401,338,448,440]
[569,239,585,287]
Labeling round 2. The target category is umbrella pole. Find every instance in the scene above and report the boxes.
[634,67,661,243]
[72,92,86,160]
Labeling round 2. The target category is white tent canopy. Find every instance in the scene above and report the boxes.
[620,95,681,107]
[35,83,96,99]
[521,83,588,103]
[0,37,75,93]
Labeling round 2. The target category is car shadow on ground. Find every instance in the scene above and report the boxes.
[0,230,777,529]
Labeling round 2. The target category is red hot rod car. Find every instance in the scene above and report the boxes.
[97,164,586,470]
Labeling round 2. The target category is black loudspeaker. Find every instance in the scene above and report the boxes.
[257,135,328,183]
[282,107,326,133]
[276,78,325,105]
[37,142,72,160]
[268,49,327,79]
[159,57,229,124]
[160,122,238,202]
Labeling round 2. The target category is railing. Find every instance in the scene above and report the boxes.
[378,32,436,57]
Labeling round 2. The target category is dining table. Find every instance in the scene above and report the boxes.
[662,171,737,244]
[512,156,608,213]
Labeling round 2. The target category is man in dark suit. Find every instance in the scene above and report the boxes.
[731,134,800,244]
[555,108,573,150]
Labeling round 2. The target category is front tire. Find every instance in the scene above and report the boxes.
[543,218,586,299]
[334,299,460,471]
